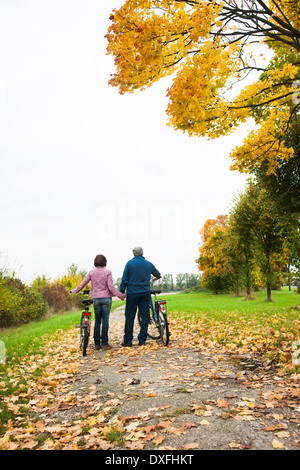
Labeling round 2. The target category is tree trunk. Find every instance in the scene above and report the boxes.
[266,254,272,302]
[244,250,252,299]
[266,281,272,302]
[236,275,240,297]
[287,264,291,291]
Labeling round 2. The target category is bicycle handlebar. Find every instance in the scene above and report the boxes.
[69,289,90,295]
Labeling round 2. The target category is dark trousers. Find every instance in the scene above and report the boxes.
[123,293,150,344]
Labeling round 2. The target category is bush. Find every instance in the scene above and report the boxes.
[38,283,73,313]
[0,277,47,328]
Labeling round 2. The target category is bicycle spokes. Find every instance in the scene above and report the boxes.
[158,308,169,346]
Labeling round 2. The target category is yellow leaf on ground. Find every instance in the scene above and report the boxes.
[276,431,290,439]
[228,442,242,449]
[272,439,285,449]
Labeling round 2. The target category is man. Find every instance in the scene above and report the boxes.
[120,246,161,346]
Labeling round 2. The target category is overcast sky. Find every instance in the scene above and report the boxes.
[0,0,251,284]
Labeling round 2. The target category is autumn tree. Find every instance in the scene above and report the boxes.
[231,179,291,301]
[196,215,236,294]
[252,111,300,290]
[106,0,300,173]
[219,224,249,297]
[253,108,300,215]
[229,193,256,298]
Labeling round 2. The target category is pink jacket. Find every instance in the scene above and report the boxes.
[71,267,123,299]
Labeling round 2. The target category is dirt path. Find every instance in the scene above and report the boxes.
[45,306,300,451]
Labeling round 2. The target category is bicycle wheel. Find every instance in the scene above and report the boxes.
[80,317,90,356]
[82,327,89,356]
[158,308,170,346]
[138,309,160,340]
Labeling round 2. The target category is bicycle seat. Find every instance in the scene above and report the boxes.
[150,289,161,295]
[82,299,93,306]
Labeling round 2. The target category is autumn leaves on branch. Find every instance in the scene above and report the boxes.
[105,0,300,174]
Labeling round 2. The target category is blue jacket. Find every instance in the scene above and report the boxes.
[120,256,161,295]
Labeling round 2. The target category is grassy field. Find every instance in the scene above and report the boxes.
[0,309,81,363]
[0,288,299,365]
[167,288,300,316]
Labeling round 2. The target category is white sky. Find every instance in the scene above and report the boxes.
[0,0,251,284]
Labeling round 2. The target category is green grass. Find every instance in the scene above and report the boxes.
[165,288,300,371]
[0,301,125,364]
[0,310,79,363]
[165,288,300,317]
[0,289,298,365]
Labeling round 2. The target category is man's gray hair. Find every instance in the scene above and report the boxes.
[132,246,143,256]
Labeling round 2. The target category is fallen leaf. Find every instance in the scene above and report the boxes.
[217,398,229,408]
[228,442,242,449]
[194,409,204,416]
[276,431,290,438]
[272,439,285,449]
[125,441,145,450]
[23,440,38,449]
[273,414,284,420]
[126,430,146,441]
[99,441,114,450]
[125,422,139,432]
[264,425,278,431]
[200,419,210,426]
[182,443,199,449]
[153,435,164,445]
[141,381,151,387]
[181,422,198,429]
[89,427,100,436]
[157,419,176,429]
[143,424,157,433]
[173,426,186,435]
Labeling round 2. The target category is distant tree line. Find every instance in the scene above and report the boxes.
[114,273,201,293]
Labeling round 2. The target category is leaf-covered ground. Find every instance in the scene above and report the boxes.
[0,307,299,450]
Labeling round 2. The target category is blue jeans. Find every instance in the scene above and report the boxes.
[93,297,112,346]
[123,293,150,344]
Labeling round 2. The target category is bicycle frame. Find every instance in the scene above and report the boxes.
[74,290,93,356]
[150,295,157,319]
[150,291,166,319]
[149,290,170,346]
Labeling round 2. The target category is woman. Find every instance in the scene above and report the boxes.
[71,254,125,350]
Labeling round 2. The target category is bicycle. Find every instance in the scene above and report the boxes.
[74,290,93,356]
[138,289,170,346]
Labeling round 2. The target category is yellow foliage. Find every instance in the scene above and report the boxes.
[55,272,90,291]
[106,0,300,173]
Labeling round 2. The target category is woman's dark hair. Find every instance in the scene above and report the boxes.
[94,254,107,267]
